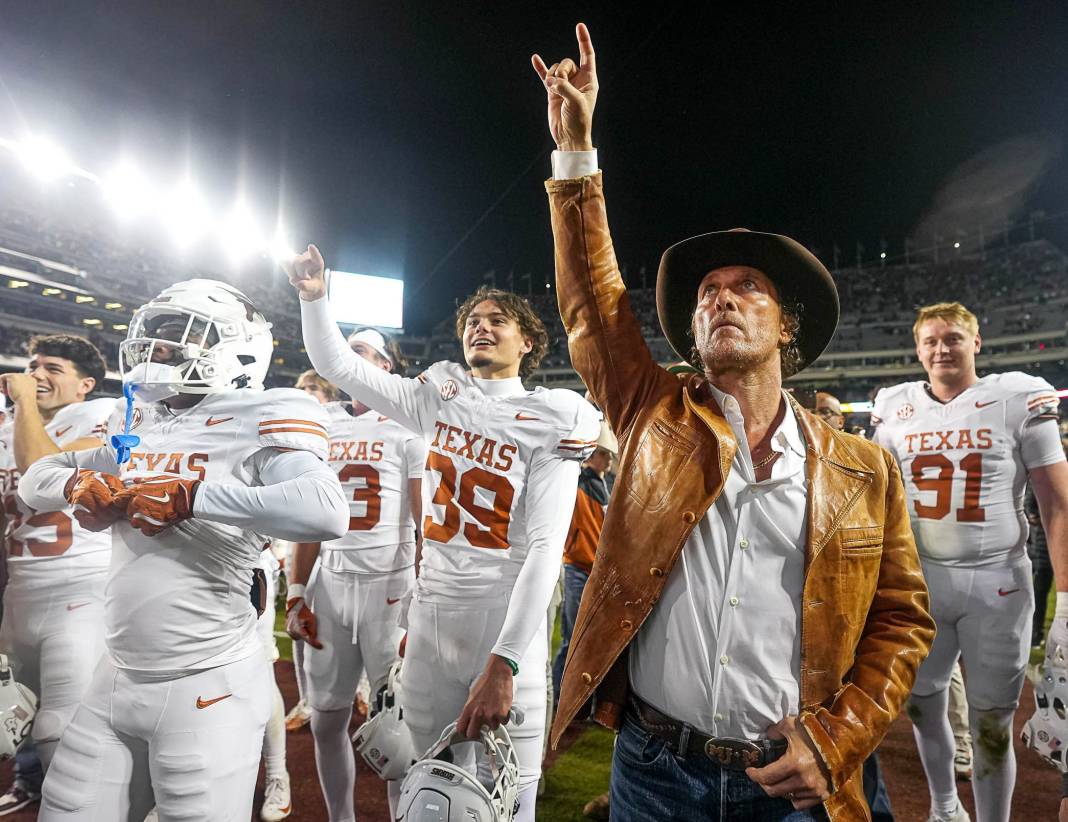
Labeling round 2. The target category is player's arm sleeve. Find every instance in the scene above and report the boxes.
[193,448,348,542]
[17,445,122,512]
[1020,387,1064,469]
[797,452,936,790]
[545,169,677,445]
[404,434,428,480]
[490,450,580,663]
[299,296,430,432]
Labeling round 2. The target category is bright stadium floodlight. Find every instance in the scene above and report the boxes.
[102,162,153,220]
[221,202,263,263]
[16,136,74,182]
[163,181,210,248]
[268,231,296,266]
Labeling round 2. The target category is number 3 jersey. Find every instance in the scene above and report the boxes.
[322,401,427,574]
[0,397,113,583]
[872,372,1064,566]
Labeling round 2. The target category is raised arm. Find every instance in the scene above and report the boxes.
[1,374,102,472]
[533,25,674,441]
[284,245,428,433]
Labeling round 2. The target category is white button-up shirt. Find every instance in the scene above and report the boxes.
[628,386,809,739]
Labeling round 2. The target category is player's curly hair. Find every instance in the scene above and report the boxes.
[454,287,549,380]
[28,334,106,392]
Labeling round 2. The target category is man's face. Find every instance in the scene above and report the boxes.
[915,318,980,383]
[350,341,392,373]
[295,378,331,405]
[148,319,192,366]
[25,354,93,412]
[692,266,787,375]
[814,395,845,430]
[586,447,614,475]
[462,300,532,374]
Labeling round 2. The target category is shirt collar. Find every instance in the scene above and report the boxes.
[472,375,527,398]
[706,383,806,461]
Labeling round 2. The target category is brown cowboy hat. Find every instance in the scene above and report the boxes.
[656,229,839,372]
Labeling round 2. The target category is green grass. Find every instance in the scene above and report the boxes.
[536,725,615,821]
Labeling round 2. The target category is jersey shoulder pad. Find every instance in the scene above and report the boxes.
[870,382,918,425]
[528,387,602,461]
[256,388,330,458]
[417,361,468,390]
[991,372,1060,422]
[323,401,354,429]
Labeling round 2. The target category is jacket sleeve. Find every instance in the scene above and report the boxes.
[545,172,677,443]
[799,453,935,790]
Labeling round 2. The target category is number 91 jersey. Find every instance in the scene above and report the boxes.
[872,372,1064,566]
[413,362,601,600]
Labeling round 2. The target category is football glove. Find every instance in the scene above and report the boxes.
[285,597,322,649]
[67,470,126,532]
[116,475,199,537]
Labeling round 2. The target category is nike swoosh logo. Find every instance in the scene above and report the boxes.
[515,413,540,421]
[54,426,73,437]
[195,694,233,709]
[206,416,234,426]
[141,492,170,503]
[386,597,401,605]
[975,400,998,408]
[66,602,90,611]
[997,587,1020,597]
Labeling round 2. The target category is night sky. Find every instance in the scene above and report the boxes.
[0,1,1066,332]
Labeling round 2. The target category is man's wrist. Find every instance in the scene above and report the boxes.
[490,653,518,676]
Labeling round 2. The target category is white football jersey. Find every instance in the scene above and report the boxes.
[407,362,601,601]
[97,387,330,678]
[0,397,113,576]
[322,402,427,574]
[872,372,1064,566]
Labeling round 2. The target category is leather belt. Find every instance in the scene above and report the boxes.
[626,694,788,770]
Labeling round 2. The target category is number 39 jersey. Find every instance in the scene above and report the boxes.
[872,372,1064,567]
[0,397,113,578]
[322,402,427,573]
[410,362,601,601]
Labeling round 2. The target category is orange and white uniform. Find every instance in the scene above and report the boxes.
[303,402,426,710]
[872,372,1064,705]
[301,295,601,792]
[18,388,347,822]
[0,397,112,767]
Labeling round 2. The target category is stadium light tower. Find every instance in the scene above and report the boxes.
[16,136,74,182]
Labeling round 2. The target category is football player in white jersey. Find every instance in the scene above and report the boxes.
[17,279,349,822]
[0,335,111,811]
[255,541,292,822]
[286,246,601,821]
[872,301,1068,822]
[286,329,426,821]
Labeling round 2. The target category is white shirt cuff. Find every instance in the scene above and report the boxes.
[551,149,599,180]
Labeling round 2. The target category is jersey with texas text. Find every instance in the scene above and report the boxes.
[322,401,427,573]
[407,362,600,601]
[0,397,113,574]
[872,372,1063,566]
[95,387,330,678]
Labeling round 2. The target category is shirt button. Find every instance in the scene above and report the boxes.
[620,619,633,631]
[682,511,696,524]
[729,596,739,607]
[719,655,729,666]
[581,672,593,685]
[715,713,725,721]
[739,538,750,549]
[649,567,663,578]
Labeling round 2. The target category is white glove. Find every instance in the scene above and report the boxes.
[1046,592,1068,665]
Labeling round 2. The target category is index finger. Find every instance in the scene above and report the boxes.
[576,22,596,68]
[745,754,796,787]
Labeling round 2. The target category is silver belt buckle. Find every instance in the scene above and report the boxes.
[702,737,762,769]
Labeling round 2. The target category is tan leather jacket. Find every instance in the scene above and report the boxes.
[545,173,935,821]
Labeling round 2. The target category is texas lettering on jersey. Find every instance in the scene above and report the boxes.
[430,420,517,473]
[872,372,1063,566]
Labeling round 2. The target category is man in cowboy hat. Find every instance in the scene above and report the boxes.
[531,24,935,821]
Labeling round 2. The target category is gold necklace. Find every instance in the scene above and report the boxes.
[753,450,778,469]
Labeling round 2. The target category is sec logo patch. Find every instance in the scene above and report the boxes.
[440,380,459,401]
[896,403,914,421]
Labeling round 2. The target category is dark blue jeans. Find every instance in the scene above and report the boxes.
[14,739,42,793]
[551,563,589,704]
[610,716,829,821]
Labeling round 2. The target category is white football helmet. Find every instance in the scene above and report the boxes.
[119,279,273,399]
[352,661,418,781]
[1022,652,1068,771]
[0,655,36,760]
[394,721,521,822]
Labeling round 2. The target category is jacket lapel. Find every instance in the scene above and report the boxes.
[794,400,874,567]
